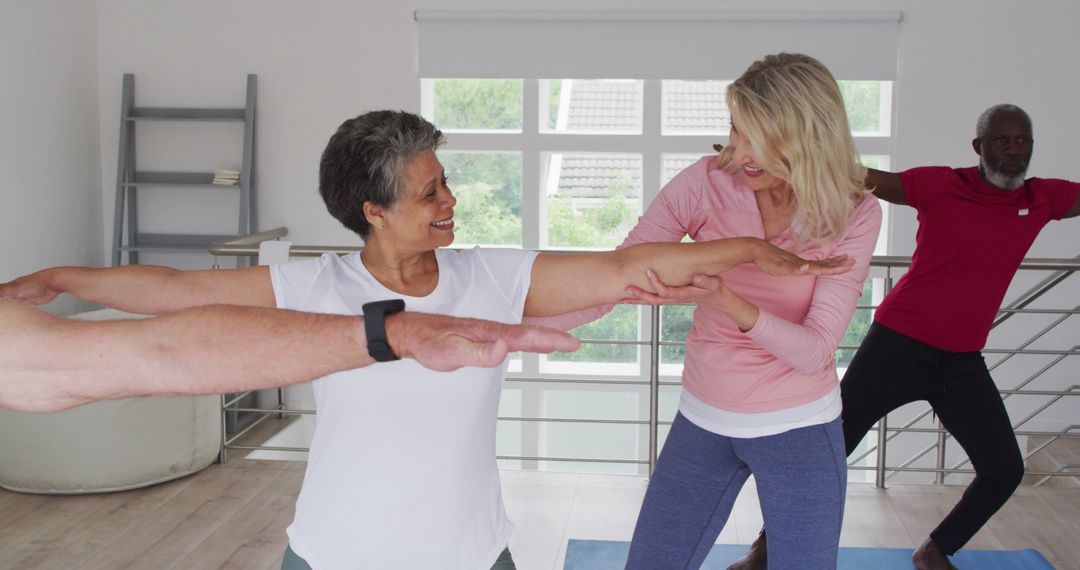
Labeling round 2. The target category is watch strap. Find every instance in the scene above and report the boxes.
[361,299,406,362]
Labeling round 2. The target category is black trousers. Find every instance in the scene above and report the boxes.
[841,322,1025,555]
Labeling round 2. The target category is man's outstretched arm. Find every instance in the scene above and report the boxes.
[1065,190,1080,218]
[0,301,579,413]
[866,168,908,206]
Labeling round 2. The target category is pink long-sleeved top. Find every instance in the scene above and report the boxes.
[542,156,881,414]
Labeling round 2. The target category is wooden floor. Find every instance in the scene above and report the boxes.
[2,456,1078,569]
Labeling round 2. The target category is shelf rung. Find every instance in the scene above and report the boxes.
[116,245,210,253]
[128,107,246,121]
[117,233,240,253]
[123,171,240,187]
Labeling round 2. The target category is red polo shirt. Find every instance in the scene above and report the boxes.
[874,166,1078,352]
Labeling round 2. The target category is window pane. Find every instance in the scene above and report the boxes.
[860,155,891,171]
[544,305,641,372]
[430,79,522,132]
[541,79,643,134]
[539,386,643,474]
[544,387,643,421]
[839,80,892,136]
[543,153,642,248]
[661,153,705,187]
[659,304,693,371]
[538,421,642,474]
[496,388,523,470]
[661,80,731,135]
[659,385,681,423]
[497,384,650,475]
[439,151,522,246]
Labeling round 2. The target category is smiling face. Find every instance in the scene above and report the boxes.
[373,150,457,253]
[974,110,1033,190]
[728,111,788,195]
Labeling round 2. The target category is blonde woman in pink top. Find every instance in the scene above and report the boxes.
[625,53,881,570]
[545,54,881,569]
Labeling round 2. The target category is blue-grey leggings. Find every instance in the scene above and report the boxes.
[626,413,846,570]
[281,544,516,569]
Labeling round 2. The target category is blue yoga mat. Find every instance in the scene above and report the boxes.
[563,539,1055,570]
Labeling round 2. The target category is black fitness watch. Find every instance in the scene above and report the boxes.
[361,299,406,362]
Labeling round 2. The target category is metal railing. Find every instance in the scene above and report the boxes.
[211,229,1080,486]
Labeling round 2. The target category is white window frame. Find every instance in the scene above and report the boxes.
[423,77,896,381]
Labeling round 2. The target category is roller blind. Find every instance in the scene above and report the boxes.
[416,10,901,80]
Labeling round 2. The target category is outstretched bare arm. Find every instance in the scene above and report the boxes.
[524,237,853,317]
[0,265,275,314]
[0,301,579,413]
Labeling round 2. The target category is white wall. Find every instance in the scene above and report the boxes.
[0,0,102,314]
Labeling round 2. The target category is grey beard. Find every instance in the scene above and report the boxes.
[979,156,1025,190]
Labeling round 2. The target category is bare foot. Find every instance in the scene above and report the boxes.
[912,538,958,570]
[727,532,767,570]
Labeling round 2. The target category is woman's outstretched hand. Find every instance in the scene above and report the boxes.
[751,239,854,277]
[390,312,582,371]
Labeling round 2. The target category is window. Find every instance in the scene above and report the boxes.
[424,77,895,473]
[418,10,901,474]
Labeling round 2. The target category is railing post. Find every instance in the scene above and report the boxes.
[649,305,661,477]
[875,414,887,488]
[219,393,229,464]
[874,266,894,489]
[935,420,947,484]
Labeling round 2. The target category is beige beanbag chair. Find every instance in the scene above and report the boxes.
[0,308,221,494]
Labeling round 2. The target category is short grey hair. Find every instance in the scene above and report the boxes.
[319,110,445,239]
[975,104,1032,139]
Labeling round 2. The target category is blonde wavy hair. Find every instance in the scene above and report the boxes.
[717,53,868,246]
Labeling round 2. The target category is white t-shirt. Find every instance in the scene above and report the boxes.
[271,247,538,570]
